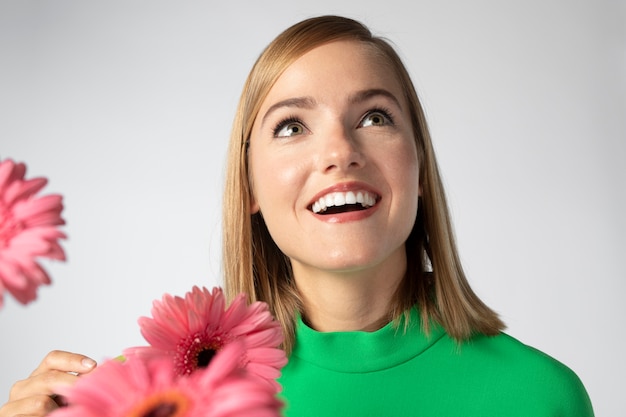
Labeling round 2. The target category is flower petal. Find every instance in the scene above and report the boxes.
[0,159,65,308]
[0,159,25,194]
[4,177,47,207]
[13,194,65,226]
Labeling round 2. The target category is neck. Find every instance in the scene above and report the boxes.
[292,252,406,332]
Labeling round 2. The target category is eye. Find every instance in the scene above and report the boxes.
[273,117,309,138]
[358,109,394,128]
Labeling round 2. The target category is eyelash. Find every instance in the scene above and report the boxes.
[359,107,395,127]
[272,116,304,138]
[271,106,396,138]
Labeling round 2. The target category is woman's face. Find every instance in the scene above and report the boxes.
[248,40,420,280]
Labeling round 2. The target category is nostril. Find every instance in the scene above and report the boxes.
[319,130,365,172]
[323,152,365,173]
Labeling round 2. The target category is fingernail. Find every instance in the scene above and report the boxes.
[82,358,96,369]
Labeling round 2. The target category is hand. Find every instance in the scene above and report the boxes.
[0,350,96,417]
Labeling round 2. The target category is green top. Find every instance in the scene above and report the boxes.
[278,308,593,416]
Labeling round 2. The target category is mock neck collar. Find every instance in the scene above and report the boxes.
[290,307,446,373]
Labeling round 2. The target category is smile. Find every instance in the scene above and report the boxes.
[310,191,379,214]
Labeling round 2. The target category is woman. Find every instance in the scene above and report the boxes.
[223,15,593,416]
[0,15,593,417]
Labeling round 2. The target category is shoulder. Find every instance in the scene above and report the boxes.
[458,332,594,416]
[470,332,578,377]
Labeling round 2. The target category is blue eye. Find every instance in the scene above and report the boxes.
[273,117,308,138]
[359,109,393,128]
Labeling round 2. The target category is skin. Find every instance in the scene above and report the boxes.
[0,40,421,416]
[248,40,420,332]
[0,350,96,417]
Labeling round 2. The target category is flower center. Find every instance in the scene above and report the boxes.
[175,331,226,375]
[196,348,216,368]
[143,403,178,417]
[128,391,190,417]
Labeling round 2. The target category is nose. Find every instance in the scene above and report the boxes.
[318,126,365,174]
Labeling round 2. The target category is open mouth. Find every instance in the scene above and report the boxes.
[309,191,379,215]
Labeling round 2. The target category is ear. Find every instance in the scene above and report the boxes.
[250,197,260,214]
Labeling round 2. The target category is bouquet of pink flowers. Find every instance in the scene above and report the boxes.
[0,158,66,309]
[1,158,286,415]
[51,286,287,417]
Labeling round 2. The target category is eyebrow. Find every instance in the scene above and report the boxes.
[261,96,316,128]
[259,88,403,128]
[348,88,403,109]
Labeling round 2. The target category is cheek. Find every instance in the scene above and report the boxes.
[379,139,420,190]
[400,153,420,191]
[249,147,308,213]
[382,141,421,224]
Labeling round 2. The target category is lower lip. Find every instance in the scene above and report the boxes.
[311,203,379,223]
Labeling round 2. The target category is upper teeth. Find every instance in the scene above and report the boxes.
[311,191,377,214]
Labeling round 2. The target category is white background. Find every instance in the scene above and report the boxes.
[1,1,624,415]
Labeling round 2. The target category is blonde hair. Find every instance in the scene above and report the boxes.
[223,15,504,354]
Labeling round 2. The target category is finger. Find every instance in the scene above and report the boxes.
[29,350,96,378]
[10,370,80,401]
[0,394,58,417]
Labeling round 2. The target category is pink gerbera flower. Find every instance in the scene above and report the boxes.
[125,286,287,391]
[0,158,66,308]
[52,342,283,417]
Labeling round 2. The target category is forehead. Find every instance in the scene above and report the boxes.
[260,40,404,108]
